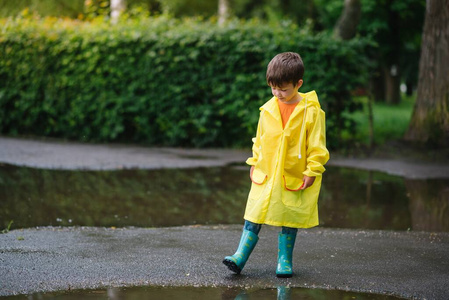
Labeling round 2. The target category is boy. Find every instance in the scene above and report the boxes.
[223,52,329,278]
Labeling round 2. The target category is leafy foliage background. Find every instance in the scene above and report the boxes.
[0,13,372,148]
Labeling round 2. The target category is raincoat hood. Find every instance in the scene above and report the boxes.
[260,90,321,112]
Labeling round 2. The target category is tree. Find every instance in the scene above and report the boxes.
[111,0,126,24]
[357,0,424,104]
[334,0,361,40]
[218,0,230,25]
[405,1,449,146]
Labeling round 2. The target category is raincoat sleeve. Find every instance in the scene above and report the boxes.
[303,108,329,177]
[246,114,262,166]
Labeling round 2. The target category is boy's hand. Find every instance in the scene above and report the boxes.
[300,175,315,190]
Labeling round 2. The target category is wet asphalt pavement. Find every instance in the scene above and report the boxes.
[1,226,448,299]
[1,137,449,299]
[1,136,448,179]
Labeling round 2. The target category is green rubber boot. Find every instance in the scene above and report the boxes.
[223,229,259,274]
[276,233,297,278]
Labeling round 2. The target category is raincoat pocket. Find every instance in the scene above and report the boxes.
[282,175,303,207]
[251,168,267,185]
[248,168,267,201]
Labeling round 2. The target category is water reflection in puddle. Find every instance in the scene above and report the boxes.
[1,163,448,231]
[1,286,402,300]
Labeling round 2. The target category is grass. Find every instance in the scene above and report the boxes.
[1,220,13,234]
[349,94,416,146]
[340,94,448,162]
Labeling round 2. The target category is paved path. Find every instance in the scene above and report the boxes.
[0,137,249,170]
[1,136,448,179]
[1,136,449,299]
[1,226,448,299]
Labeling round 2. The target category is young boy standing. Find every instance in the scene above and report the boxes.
[223,52,329,278]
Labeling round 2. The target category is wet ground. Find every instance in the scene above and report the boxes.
[1,226,448,299]
[1,136,448,179]
[1,137,449,299]
[0,137,249,170]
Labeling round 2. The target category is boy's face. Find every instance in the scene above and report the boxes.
[270,80,303,103]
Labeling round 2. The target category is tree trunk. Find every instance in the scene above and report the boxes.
[110,0,125,24]
[334,0,361,40]
[384,0,401,104]
[218,0,230,26]
[405,1,449,146]
[370,64,385,102]
[384,64,401,104]
[405,80,414,97]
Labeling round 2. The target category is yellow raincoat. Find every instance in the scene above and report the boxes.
[244,90,329,228]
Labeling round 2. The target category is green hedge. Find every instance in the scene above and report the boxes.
[0,14,372,148]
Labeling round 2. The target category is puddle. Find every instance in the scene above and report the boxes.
[0,286,402,299]
[1,163,448,231]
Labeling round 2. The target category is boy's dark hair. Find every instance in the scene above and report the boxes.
[266,52,304,87]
